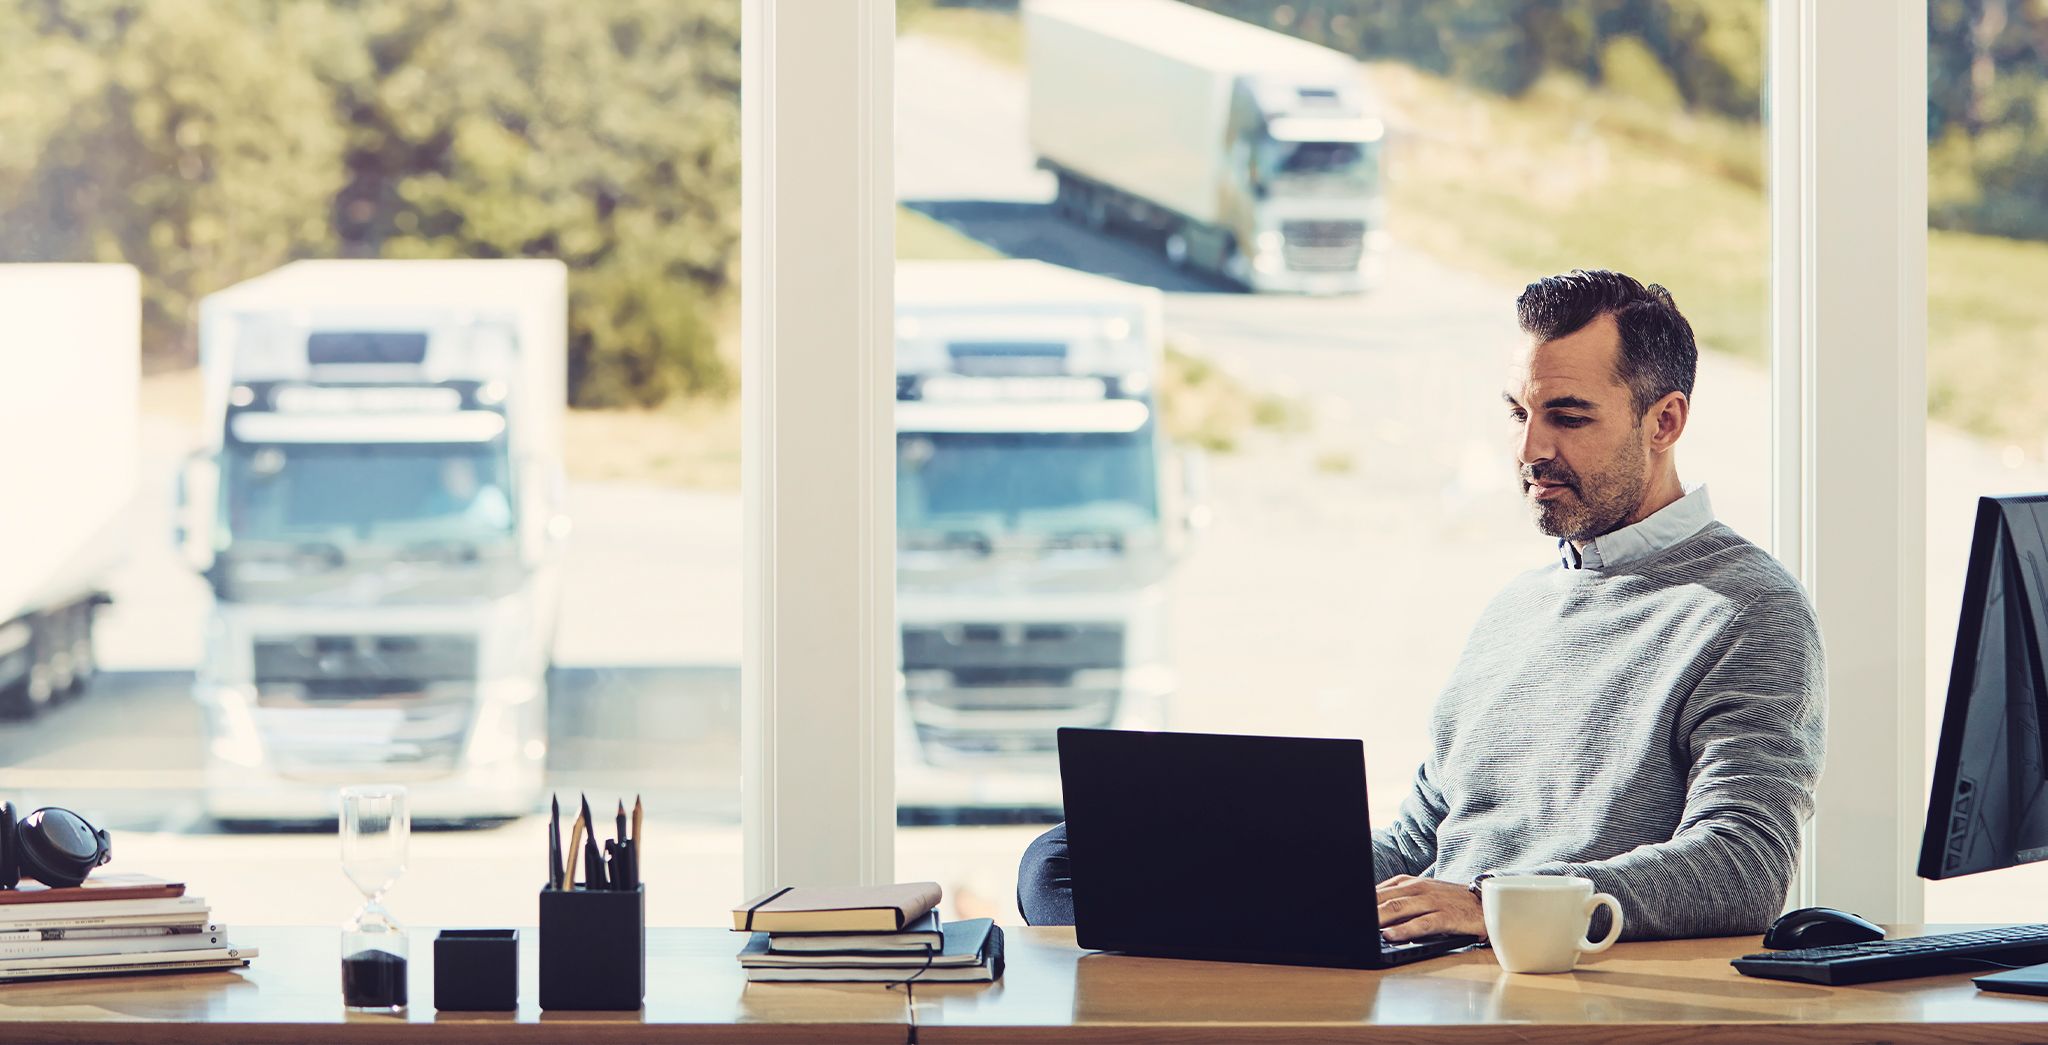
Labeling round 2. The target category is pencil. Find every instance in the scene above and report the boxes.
[632,794,643,875]
[566,806,587,889]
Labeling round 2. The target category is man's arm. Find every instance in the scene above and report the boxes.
[1373,760,1448,882]
[1486,590,1827,940]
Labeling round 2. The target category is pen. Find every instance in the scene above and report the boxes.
[581,794,607,890]
[548,794,563,890]
[616,800,627,852]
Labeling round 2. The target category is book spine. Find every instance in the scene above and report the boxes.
[0,931,225,959]
[0,913,211,932]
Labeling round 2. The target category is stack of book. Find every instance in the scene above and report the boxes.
[731,882,1002,983]
[0,874,257,983]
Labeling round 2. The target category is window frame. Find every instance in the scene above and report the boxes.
[743,0,1932,919]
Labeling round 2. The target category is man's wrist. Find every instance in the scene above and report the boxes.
[1468,870,1499,904]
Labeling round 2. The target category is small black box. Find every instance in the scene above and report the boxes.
[433,929,518,1011]
[539,886,644,1011]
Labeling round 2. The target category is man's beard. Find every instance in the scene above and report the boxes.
[1521,430,1648,543]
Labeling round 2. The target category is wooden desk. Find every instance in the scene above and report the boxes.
[15,924,2048,1043]
[0,925,907,1044]
[911,926,2048,1044]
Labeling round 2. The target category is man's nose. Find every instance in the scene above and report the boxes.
[1516,419,1554,467]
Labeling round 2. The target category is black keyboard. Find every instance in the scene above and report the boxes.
[1732,924,2048,985]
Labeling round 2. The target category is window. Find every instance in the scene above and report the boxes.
[0,1,742,925]
[893,0,1774,918]
[1923,0,2048,922]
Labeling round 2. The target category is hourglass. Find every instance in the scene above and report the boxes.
[339,785,409,1011]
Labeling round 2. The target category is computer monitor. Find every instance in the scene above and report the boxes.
[1920,494,2048,880]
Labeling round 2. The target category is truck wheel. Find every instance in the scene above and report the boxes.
[0,625,55,719]
[1222,242,1254,290]
[64,603,95,697]
[46,609,76,695]
[1053,174,1083,223]
[1163,231,1190,269]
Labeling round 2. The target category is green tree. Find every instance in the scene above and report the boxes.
[0,0,343,364]
[301,0,741,406]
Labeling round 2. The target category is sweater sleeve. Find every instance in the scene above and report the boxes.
[1372,759,1449,882]
[1491,590,1827,940]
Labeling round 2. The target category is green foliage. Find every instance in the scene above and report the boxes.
[0,0,738,405]
[1596,34,1682,111]
[0,0,344,363]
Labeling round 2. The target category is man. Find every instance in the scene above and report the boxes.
[1016,269,1826,942]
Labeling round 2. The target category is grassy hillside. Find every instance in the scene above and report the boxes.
[906,13,2048,453]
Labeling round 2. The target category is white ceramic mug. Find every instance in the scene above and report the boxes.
[1480,875,1624,974]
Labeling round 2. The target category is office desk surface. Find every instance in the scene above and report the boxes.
[0,925,907,1044]
[912,925,2048,1044]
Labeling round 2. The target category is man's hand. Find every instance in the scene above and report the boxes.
[1375,875,1486,942]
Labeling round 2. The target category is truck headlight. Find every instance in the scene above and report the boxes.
[1255,231,1283,254]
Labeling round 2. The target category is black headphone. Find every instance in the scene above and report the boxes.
[0,803,112,889]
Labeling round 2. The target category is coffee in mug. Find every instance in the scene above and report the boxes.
[1480,875,1623,974]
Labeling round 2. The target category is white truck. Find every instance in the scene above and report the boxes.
[1026,0,1386,294]
[180,260,569,825]
[894,260,1202,817]
[0,265,139,718]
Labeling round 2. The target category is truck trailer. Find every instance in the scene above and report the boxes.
[181,259,569,824]
[0,265,140,717]
[894,260,1203,817]
[1026,0,1386,294]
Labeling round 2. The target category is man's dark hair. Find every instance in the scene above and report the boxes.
[1515,269,1696,420]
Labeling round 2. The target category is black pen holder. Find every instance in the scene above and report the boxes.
[539,885,645,1011]
[433,929,518,1012]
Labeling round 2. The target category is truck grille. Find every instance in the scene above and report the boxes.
[1281,220,1366,272]
[255,634,477,689]
[252,634,478,773]
[901,623,1123,673]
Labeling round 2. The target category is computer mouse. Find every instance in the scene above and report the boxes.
[1763,906,1886,949]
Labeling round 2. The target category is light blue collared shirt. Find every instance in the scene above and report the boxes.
[1558,484,1714,571]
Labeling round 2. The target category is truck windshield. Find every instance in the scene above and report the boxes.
[1263,139,1377,192]
[224,442,515,545]
[897,429,1158,539]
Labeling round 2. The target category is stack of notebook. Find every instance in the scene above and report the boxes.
[732,882,1003,983]
[0,874,256,982]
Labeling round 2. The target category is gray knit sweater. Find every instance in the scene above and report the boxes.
[1372,518,1827,940]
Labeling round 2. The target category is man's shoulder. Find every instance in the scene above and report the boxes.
[1654,523,1815,620]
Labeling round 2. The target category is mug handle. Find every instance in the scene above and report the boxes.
[1579,892,1624,954]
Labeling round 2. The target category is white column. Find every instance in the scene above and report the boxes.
[1773,0,1928,921]
[740,0,897,896]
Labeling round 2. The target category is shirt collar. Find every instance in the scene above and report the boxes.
[1558,484,1715,571]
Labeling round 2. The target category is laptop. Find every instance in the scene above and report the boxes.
[1056,727,1481,969]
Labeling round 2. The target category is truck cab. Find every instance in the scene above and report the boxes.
[894,261,1200,817]
[183,261,568,825]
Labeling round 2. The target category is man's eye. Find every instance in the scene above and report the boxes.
[1508,409,1527,422]
[1553,415,1590,427]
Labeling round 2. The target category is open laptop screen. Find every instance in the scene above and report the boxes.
[1058,728,1382,965]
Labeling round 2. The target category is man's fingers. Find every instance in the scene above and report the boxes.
[1373,879,1430,901]
[1374,874,1417,889]
[1382,913,1445,942]
[1376,895,1430,926]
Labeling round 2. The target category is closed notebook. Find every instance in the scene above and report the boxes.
[743,918,988,967]
[732,882,942,933]
[742,922,1002,983]
[0,926,225,960]
[767,911,943,954]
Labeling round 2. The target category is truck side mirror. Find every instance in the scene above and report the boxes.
[175,451,219,573]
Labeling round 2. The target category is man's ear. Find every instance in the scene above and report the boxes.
[1647,391,1689,452]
